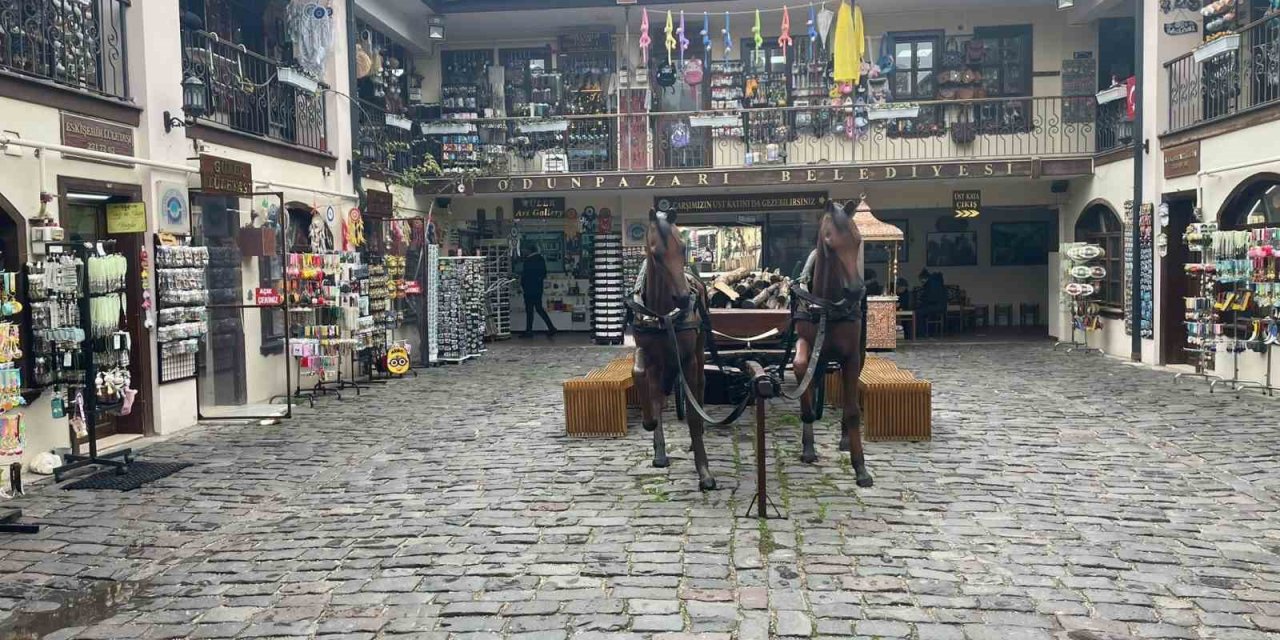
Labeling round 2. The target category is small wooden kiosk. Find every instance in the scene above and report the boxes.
[852,197,904,351]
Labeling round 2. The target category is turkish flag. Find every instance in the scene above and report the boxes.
[1125,76,1137,120]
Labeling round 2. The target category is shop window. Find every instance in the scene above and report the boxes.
[891,33,941,101]
[971,25,1032,98]
[1075,205,1124,310]
[1222,179,1280,229]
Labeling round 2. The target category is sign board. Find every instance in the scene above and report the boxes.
[385,346,411,375]
[1164,140,1201,179]
[448,161,1039,195]
[655,192,829,216]
[199,155,253,195]
[365,189,393,217]
[953,190,982,219]
[254,288,283,306]
[105,202,147,233]
[558,32,611,53]
[61,113,134,156]
[157,182,190,234]
[1165,21,1198,36]
[403,281,422,295]
[514,197,566,219]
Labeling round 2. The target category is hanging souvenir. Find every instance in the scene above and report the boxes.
[670,122,692,149]
[753,10,763,50]
[817,5,834,46]
[678,11,688,64]
[639,9,651,67]
[347,208,365,248]
[664,11,676,65]
[834,1,857,84]
[701,12,711,51]
[723,12,733,55]
[778,6,793,58]
[285,0,335,79]
[808,5,818,59]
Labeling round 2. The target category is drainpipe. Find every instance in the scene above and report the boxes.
[347,0,364,209]
[1130,0,1144,362]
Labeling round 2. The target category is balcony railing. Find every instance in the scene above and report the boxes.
[0,0,129,99]
[1096,98,1133,155]
[181,29,328,152]
[422,95,1100,178]
[1166,15,1280,133]
[358,99,423,178]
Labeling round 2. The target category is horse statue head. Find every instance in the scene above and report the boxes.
[644,208,692,311]
[815,199,865,299]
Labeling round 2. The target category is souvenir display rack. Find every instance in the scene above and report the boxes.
[1204,227,1272,394]
[742,39,791,151]
[1054,243,1104,354]
[438,256,485,363]
[592,233,625,345]
[0,261,26,495]
[559,45,616,172]
[426,244,440,364]
[477,240,512,340]
[282,251,368,403]
[31,242,135,482]
[154,243,209,383]
[1177,222,1222,386]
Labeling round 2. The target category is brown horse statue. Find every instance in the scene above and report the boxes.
[792,200,874,488]
[628,210,716,491]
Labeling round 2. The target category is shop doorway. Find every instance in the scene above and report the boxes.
[57,177,154,439]
[1161,195,1196,365]
[189,190,291,420]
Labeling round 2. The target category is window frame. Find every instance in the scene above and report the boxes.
[1075,206,1125,313]
[889,31,943,101]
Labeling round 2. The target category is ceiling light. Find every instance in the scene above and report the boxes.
[1058,0,1074,9]
[66,193,112,202]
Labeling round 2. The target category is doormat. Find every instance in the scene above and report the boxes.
[61,461,192,491]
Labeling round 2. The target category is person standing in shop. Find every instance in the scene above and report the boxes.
[518,244,557,338]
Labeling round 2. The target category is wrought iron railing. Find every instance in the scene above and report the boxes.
[0,0,129,99]
[358,98,421,177]
[1166,15,1280,133]
[1096,97,1132,154]
[421,95,1099,178]
[180,29,328,152]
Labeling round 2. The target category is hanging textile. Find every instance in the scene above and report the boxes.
[723,12,733,54]
[639,9,651,66]
[853,5,867,76]
[833,1,858,83]
[286,0,335,78]
[778,6,792,57]
[665,11,676,64]
[753,10,763,50]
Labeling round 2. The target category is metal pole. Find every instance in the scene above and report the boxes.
[1130,0,1144,362]
[347,0,364,209]
[755,396,767,518]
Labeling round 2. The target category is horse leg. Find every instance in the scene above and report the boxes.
[795,338,819,465]
[685,347,716,491]
[841,354,873,488]
[634,349,669,467]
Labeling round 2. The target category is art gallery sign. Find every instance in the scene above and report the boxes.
[424,159,1090,196]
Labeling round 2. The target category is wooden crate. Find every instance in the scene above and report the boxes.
[565,355,635,437]
[822,358,932,442]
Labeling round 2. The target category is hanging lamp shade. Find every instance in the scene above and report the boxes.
[852,197,902,243]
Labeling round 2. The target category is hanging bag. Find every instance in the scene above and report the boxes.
[951,108,976,145]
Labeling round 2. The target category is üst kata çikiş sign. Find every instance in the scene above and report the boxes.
[458,161,1039,194]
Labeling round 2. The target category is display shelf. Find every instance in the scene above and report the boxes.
[438,256,485,362]
[477,240,512,340]
[592,233,625,345]
[154,243,209,384]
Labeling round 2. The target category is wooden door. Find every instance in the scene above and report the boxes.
[1161,197,1195,365]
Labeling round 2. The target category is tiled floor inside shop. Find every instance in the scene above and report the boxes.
[2,339,1280,639]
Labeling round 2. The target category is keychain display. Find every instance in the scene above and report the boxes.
[0,262,24,468]
[155,243,210,383]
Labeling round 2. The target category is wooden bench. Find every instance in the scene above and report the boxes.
[564,354,636,437]
[824,357,932,442]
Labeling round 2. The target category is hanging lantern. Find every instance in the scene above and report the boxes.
[181,73,207,119]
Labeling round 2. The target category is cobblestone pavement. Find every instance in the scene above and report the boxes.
[3,340,1280,640]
